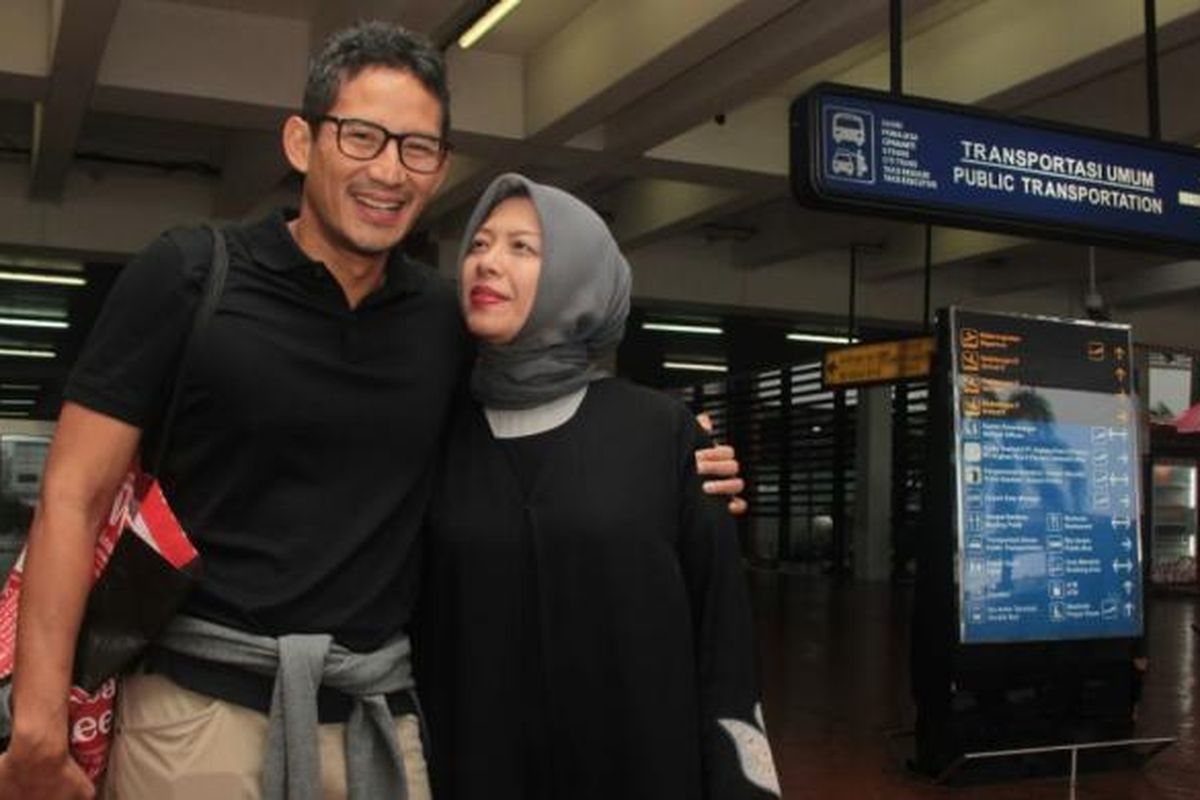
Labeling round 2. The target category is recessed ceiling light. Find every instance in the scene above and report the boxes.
[786,332,857,344]
[0,347,56,359]
[663,361,728,373]
[0,316,69,330]
[643,322,724,335]
[0,271,86,287]
[458,0,522,49]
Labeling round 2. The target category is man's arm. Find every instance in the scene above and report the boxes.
[0,403,141,800]
[676,411,779,798]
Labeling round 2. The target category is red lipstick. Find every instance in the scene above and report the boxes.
[469,285,507,308]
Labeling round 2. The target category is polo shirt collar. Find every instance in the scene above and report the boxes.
[248,208,426,296]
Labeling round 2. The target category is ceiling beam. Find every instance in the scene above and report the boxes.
[1104,259,1200,309]
[310,0,470,45]
[605,0,933,160]
[982,9,1200,139]
[29,0,120,201]
[213,129,289,219]
[0,0,53,103]
[97,1,307,121]
[524,0,802,143]
[732,207,908,268]
[607,179,749,248]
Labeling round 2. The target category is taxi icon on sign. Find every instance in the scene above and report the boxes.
[831,148,868,178]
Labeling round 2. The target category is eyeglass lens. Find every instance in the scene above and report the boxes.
[336,118,444,173]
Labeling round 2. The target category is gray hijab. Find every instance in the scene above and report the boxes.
[461,173,631,410]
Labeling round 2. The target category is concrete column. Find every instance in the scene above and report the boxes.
[853,385,893,581]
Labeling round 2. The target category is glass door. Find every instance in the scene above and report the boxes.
[1149,460,1198,586]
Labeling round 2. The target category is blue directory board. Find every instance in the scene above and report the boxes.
[949,309,1143,644]
[791,83,1200,253]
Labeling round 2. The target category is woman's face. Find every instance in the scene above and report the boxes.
[461,195,543,344]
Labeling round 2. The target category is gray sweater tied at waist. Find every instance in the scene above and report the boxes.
[157,614,416,800]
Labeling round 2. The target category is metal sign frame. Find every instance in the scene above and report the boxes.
[791,82,1200,256]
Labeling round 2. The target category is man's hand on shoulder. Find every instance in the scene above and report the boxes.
[694,412,748,516]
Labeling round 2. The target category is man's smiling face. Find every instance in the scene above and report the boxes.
[287,65,448,260]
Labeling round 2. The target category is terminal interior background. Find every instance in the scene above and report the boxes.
[0,1,1197,797]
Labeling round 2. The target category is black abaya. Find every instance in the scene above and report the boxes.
[418,378,778,799]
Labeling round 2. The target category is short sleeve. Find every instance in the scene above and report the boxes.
[63,227,210,429]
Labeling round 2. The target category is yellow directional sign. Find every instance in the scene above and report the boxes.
[823,336,935,388]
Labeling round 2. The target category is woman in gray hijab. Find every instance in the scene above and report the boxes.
[417,174,780,799]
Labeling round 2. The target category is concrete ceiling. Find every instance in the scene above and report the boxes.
[156,0,321,20]
[1,0,1200,403]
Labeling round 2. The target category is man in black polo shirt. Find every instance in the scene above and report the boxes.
[0,20,743,800]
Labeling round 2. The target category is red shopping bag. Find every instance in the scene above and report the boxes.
[0,467,199,782]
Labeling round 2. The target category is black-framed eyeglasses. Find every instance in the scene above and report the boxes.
[311,114,450,174]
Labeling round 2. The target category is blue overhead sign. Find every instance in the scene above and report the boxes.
[948,309,1143,644]
[792,84,1200,253]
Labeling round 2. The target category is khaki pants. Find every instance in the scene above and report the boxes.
[102,673,431,800]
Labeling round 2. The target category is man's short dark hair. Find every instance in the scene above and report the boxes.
[303,21,451,140]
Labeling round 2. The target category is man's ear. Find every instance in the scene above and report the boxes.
[282,115,313,175]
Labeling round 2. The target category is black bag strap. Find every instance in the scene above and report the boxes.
[149,225,229,475]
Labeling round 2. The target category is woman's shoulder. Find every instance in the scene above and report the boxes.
[589,378,697,431]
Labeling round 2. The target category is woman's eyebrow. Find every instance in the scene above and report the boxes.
[502,227,541,238]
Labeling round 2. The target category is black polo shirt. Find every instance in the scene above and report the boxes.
[66,210,468,650]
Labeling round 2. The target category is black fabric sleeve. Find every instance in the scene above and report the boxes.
[63,227,210,429]
[674,408,782,799]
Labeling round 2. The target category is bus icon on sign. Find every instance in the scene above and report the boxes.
[824,106,875,186]
[832,112,866,146]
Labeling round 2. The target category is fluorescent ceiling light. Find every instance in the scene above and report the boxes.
[0,347,55,359]
[0,411,30,418]
[0,316,68,330]
[0,399,35,407]
[0,306,68,320]
[0,270,86,287]
[663,361,728,373]
[642,322,724,335]
[786,332,857,344]
[0,383,39,391]
[458,0,522,48]
[0,254,81,271]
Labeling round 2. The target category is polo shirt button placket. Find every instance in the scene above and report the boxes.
[343,314,363,362]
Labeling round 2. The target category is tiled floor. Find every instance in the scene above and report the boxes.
[750,571,1198,799]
